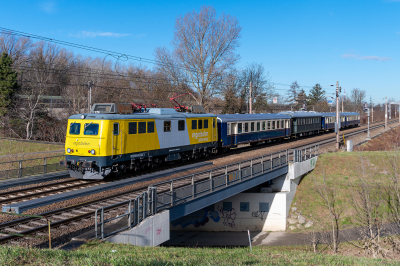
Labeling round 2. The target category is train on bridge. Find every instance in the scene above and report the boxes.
[60,103,359,179]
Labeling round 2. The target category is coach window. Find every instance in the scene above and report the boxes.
[147,122,155,133]
[192,120,197,130]
[129,122,137,134]
[69,123,81,135]
[262,122,266,131]
[251,122,255,132]
[113,123,119,135]
[198,120,203,129]
[272,121,276,130]
[257,122,260,131]
[164,121,171,132]
[227,123,231,135]
[276,121,280,129]
[281,120,284,129]
[238,123,243,133]
[178,120,185,131]
[267,121,271,130]
[139,122,146,134]
[204,119,209,129]
[244,123,249,133]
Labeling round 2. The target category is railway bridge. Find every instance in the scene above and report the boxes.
[97,145,319,246]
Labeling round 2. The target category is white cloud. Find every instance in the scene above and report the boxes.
[40,1,56,13]
[71,31,133,38]
[341,53,392,62]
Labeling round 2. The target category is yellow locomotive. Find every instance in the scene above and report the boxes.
[60,103,218,179]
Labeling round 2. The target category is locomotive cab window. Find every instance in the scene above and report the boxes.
[113,123,119,135]
[178,120,185,131]
[204,119,209,128]
[147,122,154,133]
[129,122,137,134]
[164,121,171,132]
[192,120,197,130]
[84,123,99,135]
[139,122,146,134]
[69,123,81,135]
[198,120,203,129]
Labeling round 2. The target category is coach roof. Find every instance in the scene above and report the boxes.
[217,113,291,122]
[279,111,322,118]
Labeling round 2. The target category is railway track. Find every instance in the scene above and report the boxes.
[0,119,396,247]
[0,179,105,206]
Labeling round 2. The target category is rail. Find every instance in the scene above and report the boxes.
[95,187,157,240]
[0,155,66,180]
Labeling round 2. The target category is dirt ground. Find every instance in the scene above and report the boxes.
[355,125,400,151]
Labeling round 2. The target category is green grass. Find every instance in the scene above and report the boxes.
[0,139,63,156]
[290,150,400,233]
[0,242,396,266]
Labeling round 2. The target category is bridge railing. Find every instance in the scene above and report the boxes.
[153,149,295,211]
[288,145,319,163]
[94,187,157,240]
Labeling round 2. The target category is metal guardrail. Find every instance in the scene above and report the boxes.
[0,155,66,180]
[95,187,157,240]
[94,145,319,239]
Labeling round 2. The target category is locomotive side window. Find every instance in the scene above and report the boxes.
[84,123,99,135]
[69,123,81,135]
[164,121,171,132]
[139,122,146,134]
[129,122,137,134]
[204,119,209,129]
[192,120,197,130]
[198,120,203,129]
[178,120,185,131]
[238,123,243,133]
[113,123,119,135]
[147,122,155,133]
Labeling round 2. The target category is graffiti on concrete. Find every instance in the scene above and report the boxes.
[171,207,220,228]
[145,226,152,234]
[156,228,162,236]
[251,211,266,220]
[217,206,236,228]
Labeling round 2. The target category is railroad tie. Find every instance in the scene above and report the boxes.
[30,221,47,226]
[4,228,21,233]
[18,224,35,230]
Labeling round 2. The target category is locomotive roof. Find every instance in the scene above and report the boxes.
[279,111,322,118]
[217,113,291,122]
[68,108,217,120]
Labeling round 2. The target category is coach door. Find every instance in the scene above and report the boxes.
[112,122,121,158]
[230,123,237,145]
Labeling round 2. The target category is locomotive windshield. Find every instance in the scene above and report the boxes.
[69,123,80,135]
[84,123,99,135]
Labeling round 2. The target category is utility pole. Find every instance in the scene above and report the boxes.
[385,97,387,130]
[341,88,343,112]
[336,81,340,150]
[249,82,252,114]
[87,81,92,113]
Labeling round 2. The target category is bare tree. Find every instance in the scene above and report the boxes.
[287,81,299,108]
[351,88,366,114]
[0,31,33,66]
[155,6,242,110]
[312,164,344,254]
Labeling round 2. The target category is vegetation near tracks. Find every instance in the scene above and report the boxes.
[0,242,395,266]
[0,139,62,156]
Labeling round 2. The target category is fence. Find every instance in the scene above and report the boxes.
[95,187,157,240]
[0,155,66,180]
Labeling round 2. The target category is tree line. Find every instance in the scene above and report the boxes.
[0,6,384,142]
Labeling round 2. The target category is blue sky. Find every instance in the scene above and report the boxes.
[1,0,399,104]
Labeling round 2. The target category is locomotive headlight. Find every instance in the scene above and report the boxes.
[67,148,71,153]
[90,149,96,155]
[81,114,85,119]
